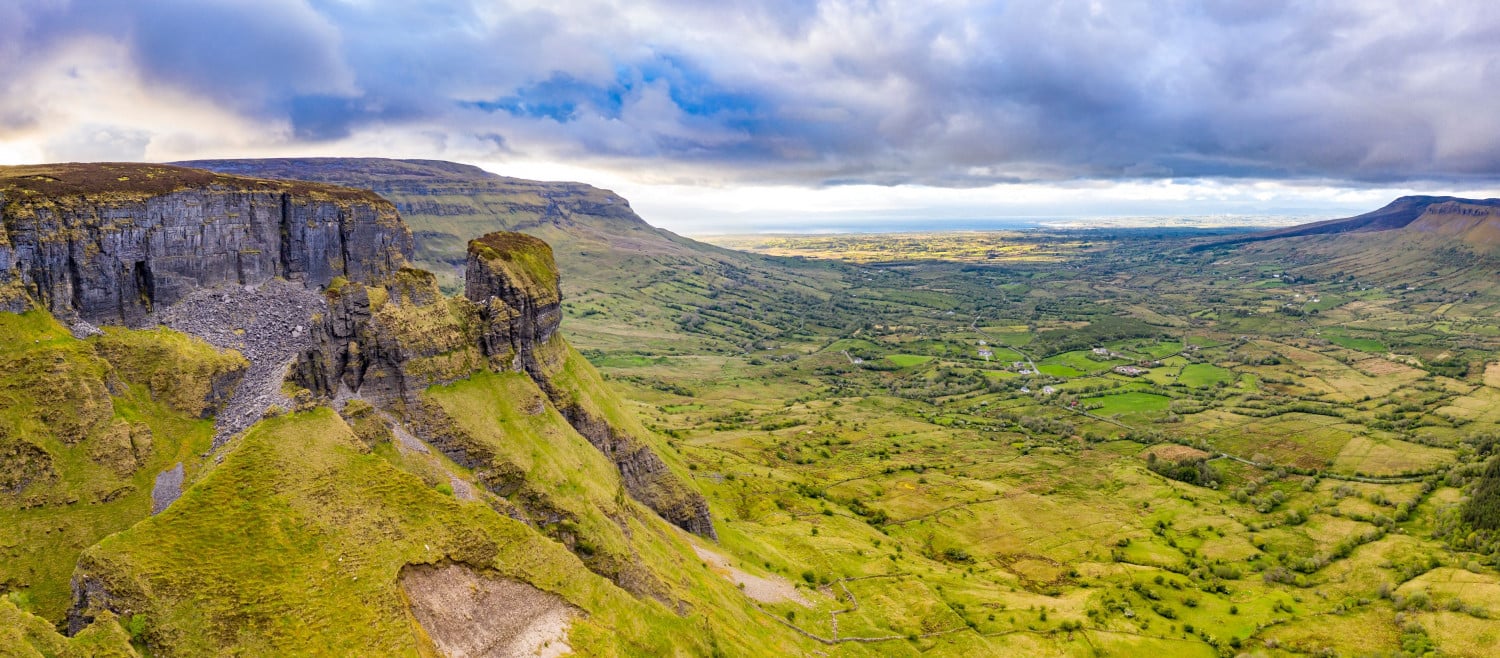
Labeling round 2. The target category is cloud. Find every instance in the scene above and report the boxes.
[42,123,151,162]
[2,0,1499,187]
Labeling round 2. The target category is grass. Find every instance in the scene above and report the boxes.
[1087,392,1172,417]
[1178,363,1234,388]
[1331,435,1454,476]
[888,354,935,367]
[1037,364,1083,377]
[92,326,248,417]
[77,407,806,656]
[1042,350,1120,373]
[0,312,217,621]
[0,595,134,656]
[1323,331,1388,353]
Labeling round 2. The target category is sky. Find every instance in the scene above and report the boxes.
[3,0,1500,233]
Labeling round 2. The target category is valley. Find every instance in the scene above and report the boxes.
[8,4,1497,656]
[3,162,1499,657]
[590,223,1500,655]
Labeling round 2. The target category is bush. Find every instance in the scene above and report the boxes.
[943,547,974,563]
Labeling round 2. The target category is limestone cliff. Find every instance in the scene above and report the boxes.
[174,158,833,355]
[294,230,716,540]
[1193,195,1500,251]
[463,232,716,541]
[0,163,413,324]
[293,267,486,405]
[465,232,563,374]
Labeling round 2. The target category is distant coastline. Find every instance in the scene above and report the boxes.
[684,214,1315,236]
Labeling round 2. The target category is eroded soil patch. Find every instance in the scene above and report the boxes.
[400,562,576,658]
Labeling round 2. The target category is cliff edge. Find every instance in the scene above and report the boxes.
[0,163,413,324]
[292,229,716,541]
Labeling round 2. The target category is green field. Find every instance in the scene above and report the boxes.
[1324,331,1388,352]
[1178,363,1235,387]
[1086,391,1173,416]
[1036,363,1083,377]
[887,354,935,367]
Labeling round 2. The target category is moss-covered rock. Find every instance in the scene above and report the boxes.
[0,595,136,658]
[91,328,247,419]
[0,312,218,621]
[465,232,562,375]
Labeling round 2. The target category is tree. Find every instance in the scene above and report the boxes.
[1462,456,1500,530]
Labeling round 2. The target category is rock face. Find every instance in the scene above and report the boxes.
[1404,199,1500,249]
[293,267,484,408]
[175,158,705,290]
[463,232,716,540]
[558,407,718,539]
[0,163,413,324]
[296,229,715,540]
[465,232,563,373]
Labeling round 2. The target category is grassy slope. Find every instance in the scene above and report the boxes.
[424,370,815,654]
[0,596,135,658]
[0,312,223,621]
[77,405,815,656]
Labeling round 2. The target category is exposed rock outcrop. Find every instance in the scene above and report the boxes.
[295,230,716,540]
[463,232,716,541]
[293,268,485,408]
[555,406,718,540]
[175,158,714,291]
[0,163,413,325]
[465,232,563,374]
[399,562,577,658]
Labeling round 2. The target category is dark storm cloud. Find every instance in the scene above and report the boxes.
[5,0,354,112]
[6,0,1500,185]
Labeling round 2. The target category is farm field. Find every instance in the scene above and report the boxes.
[585,227,1500,656]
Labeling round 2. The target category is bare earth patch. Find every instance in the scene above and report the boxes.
[690,544,811,607]
[1485,363,1500,389]
[400,563,576,658]
[1355,357,1422,378]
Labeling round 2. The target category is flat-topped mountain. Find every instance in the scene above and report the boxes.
[179,157,841,353]
[176,157,710,279]
[0,162,412,325]
[1195,195,1500,251]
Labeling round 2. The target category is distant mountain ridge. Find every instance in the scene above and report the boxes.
[175,158,711,274]
[177,157,839,353]
[1194,195,1500,250]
